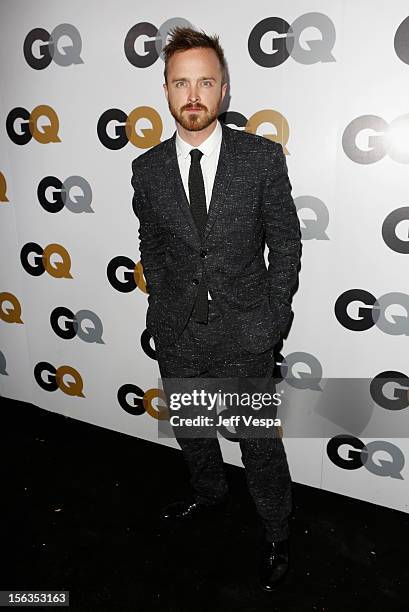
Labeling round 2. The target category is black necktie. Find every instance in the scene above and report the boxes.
[188,148,209,323]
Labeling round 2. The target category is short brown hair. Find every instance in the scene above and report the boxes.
[162,26,228,84]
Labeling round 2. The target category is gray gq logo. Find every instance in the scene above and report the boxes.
[294,196,329,240]
[38,176,93,213]
[343,114,409,164]
[125,18,192,67]
[50,308,104,343]
[370,371,409,411]
[394,16,409,65]
[382,207,409,253]
[279,352,323,390]
[335,290,409,335]
[24,24,83,69]
[248,13,336,66]
[327,435,404,479]
[0,351,8,376]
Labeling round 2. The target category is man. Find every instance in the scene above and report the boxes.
[131,26,301,592]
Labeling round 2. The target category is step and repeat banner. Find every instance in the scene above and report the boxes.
[1,0,408,513]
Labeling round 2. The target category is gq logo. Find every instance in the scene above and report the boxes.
[34,362,85,397]
[294,196,329,240]
[0,172,9,202]
[38,176,93,213]
[342,114,409,164]
[370,371,409,411]
[6,105,61,145]
[394,16,409,65]
[382,207,409,254]
[327,435,404,479]
[97,106,162,150]
[141,329,158,361]
[51,307,105,344]
[124,17,192,67]
[107,256,146,293]
[21,243,73,278]
[0,350,9,376]
[334,290,409,335]
[24,24,83,69]
[0,292,24,325]
[118,384,167,418]
[107,258,158,358]
[248,13,336,67]
[220,110,290,153]
[278,351,323,390]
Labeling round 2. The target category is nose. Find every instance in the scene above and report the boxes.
[187,85,200,103]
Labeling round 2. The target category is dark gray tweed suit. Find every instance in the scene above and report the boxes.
[131,121,302,542]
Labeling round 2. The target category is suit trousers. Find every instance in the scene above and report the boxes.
[154,299,292,542]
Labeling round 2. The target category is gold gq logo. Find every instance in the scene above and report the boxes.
[6,105,61,145]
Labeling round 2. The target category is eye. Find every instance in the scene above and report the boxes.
[175,81,186,88]
[202,80,212,87]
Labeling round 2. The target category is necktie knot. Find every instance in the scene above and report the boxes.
[190,148,203,164]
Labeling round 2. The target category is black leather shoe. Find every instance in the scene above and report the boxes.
[259,539,289,592]
[159,497,229,522]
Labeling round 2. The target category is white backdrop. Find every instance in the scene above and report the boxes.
[1,0,408,513]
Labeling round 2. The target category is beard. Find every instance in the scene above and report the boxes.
[168,96,222,132]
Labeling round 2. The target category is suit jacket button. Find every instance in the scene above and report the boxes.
[192,278,199,285]
[200,249,207,258]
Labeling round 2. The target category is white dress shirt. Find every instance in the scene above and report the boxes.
[175,120,223,300]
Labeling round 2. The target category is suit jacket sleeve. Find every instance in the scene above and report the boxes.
[261,143,301,334]
[131,158,166,301]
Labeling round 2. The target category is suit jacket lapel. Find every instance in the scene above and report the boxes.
[165,134,201,244]
[204,122,236,241]
[164,122,236,245]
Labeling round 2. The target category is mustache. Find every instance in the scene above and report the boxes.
[181,103,208,111]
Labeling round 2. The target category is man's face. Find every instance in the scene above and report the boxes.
[164,47,227,132]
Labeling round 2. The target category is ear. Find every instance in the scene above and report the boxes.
[221,82,227,102]
[163,82,169,102]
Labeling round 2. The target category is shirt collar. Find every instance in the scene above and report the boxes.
[175,120,222,160]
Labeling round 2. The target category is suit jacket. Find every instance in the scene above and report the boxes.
[131,121,301,353]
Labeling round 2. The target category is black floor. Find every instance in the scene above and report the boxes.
[1,398,408,611]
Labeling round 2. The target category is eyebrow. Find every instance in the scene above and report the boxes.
[171,76,217,83]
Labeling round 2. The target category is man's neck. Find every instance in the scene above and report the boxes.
[176,119,218,147]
